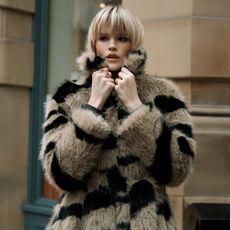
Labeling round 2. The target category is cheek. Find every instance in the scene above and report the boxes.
[95,42,104,56]
[123,43,132,56]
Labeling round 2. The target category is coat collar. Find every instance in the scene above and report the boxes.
[76,48,147,78]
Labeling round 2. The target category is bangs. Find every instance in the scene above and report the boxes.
[88,6,144,51]
[95,7,132,39]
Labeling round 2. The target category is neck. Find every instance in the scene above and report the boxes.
[111,70,120,79]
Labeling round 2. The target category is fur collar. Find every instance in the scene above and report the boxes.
[76,48,147,78]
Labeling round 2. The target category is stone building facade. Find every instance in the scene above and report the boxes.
[0,0,229,229]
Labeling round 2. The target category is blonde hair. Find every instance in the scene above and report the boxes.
[87,5,144,52]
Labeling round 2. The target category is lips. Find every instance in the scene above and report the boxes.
[106,54,119,59]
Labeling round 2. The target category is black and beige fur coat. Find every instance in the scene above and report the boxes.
[40,48,196,230]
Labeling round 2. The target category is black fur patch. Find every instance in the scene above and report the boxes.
[103,94,118,109]
[83,186,116,215]
[117,155,140,166]
[172,123,193,138]
[81,104,103,116]
[102,134,117,150]
[107,166,127,192]
[58,107,68,116]
[57,192,66,204]
[129,180,156,218]
[52,203,83,223]
[177,136,194,157]
[144,102,154,111]
[74,125,103,145]
[51,152,87,192]
[46,110,57,120]
[44,141,55,155]
[150,123,172,185]
[117,222,131,230]
[118,108,129,120]
[157,199,172,221]
[86,56,104,70]
[154,95,186,114]
[46,107,68,120]
[44,116,68,133]
[53,80,82,103]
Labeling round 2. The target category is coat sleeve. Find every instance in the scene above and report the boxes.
[117,79,196,187]
[39,96,112,192]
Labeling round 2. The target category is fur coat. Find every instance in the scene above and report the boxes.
[40,48,196,230]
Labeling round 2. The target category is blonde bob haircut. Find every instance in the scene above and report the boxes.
[87,5,144,53]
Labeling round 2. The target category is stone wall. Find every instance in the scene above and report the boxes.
[0,0,34,229]
[124,0,230,229]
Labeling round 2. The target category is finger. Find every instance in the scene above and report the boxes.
[100,67,108,71]
[118,72,126,80]
[107,78,114,83]
[121,67,134,77]
[106,72,112,78]
[115,78,122,85]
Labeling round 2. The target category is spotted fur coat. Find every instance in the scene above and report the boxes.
[40,48,196,230]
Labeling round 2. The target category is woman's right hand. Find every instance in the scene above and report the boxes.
[88,67,115,110]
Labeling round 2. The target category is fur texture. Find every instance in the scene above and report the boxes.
[40,48,196,229]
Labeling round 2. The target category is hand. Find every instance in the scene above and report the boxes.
[114,67,142,113]
[88,67,115,110]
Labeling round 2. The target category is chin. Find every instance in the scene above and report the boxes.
[107,64,122,72]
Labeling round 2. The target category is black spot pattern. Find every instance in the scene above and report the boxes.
[150,123,172,185]
[44,141,55,155]
[172,123,193,138]
[44,116,68,134]
[157,199,172,221]
[129,180,156,218]
[102,134,117,150]
[74,125,103,145]
[103,94,118,109]
[117,222,131,230]
[86,56,104,70]
[107,167,127,192]
[117,155,140,166]
[178,136,194,157]
[53,81,82,103]
[51,152,87,192]
[154,95,186,114]
[83,186,116,215]
[52,203,83,224]
[118,108,129,120]
[46,110,57,120]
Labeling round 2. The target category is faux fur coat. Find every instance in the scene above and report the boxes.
[40,48,196,230]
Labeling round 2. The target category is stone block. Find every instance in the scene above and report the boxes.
[0,8,32,41]
[0,0,35,13]
[123,0,193,21]
[184,116,230,197]
[191,79,230,106]
[193,0,230,17]
[0,38,33,87]
[0,86,29,230]
[191,19,230,77]
[144,19,192,77]
[169,196,184,230]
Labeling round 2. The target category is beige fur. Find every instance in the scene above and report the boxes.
[40,48,196,229]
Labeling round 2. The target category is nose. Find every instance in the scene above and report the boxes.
[108,38,117,51]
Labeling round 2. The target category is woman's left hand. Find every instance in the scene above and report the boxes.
[114,67,142,113]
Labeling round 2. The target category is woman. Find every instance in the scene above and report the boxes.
[40,5,196,230]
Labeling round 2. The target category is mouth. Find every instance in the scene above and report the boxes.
[106,54,119,59]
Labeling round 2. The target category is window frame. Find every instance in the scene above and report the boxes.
[23,0,54,229]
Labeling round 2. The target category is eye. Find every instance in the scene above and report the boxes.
[118,36,129,42]
[99,35,108,41]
